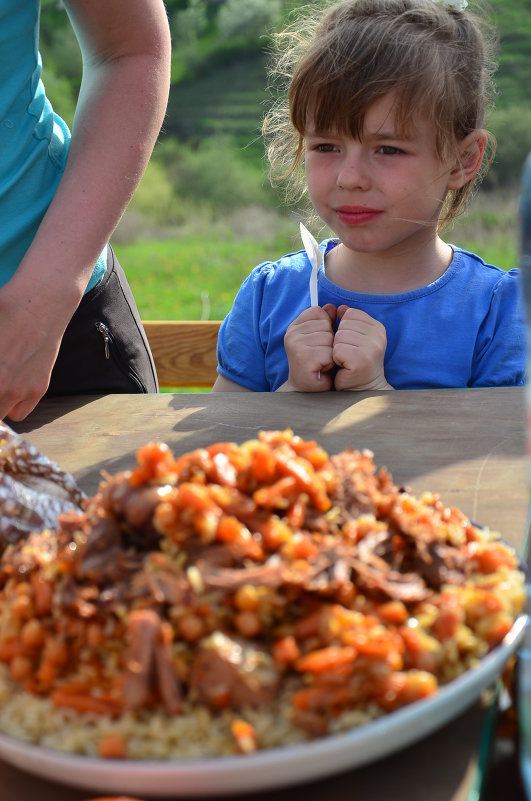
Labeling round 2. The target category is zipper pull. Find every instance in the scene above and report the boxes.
[96,321,110,359]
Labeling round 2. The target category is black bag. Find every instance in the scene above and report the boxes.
[47,245,158,395]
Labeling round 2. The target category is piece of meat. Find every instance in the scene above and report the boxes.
[188,631,280,710]
[122,609,183,714]
[122,609,161,710]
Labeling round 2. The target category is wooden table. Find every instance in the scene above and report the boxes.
[3,387,529,801]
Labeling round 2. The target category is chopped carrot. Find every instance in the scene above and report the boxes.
[50,690,123,717]
[9,655,33,682]
[295,646,356,675]
[231,719,258,754]
[272,635,300,666]
[253,477,297,509]
[130,441,176,486]
[98,732,127,759]
[377,600,409,626]
[20,619,45,651]
[30,573,54,616]
[0,637,25,663]
[374,670,437,711]
[292,683,353,712]
[289,535,319,560]
[286,497,307,529]
[472,542,517,573]
[343,629,404,660]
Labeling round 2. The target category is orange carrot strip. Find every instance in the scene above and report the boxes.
[50,690,123,717]
[98,732,127,759]
[231,719,258,754]
[272,635,300,666]
[295,646,356,674]
[292,684,353,712]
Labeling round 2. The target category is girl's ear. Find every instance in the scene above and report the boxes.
[447,130,488,190]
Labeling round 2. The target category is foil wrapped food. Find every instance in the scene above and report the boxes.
[0,421,85,548]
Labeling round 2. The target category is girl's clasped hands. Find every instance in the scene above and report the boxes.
[282,305,391,392]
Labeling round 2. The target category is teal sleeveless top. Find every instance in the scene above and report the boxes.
[0,0,105,291]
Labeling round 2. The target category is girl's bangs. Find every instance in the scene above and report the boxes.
[296,76,433,144]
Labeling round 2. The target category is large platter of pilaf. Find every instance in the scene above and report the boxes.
[0,428,527,796]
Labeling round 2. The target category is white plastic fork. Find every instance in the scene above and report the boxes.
[300,221,321,307]
[300,222,323,379]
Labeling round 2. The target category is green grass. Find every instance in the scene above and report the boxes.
[113,231,296,321]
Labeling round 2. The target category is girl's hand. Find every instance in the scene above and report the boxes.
[281,304,336,392]
[333,306,393,391]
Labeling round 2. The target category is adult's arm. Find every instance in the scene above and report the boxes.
[0,0,171,421]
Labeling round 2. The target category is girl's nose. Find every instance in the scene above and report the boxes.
[337,152,371,191]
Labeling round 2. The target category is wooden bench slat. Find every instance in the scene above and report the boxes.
[143,320,221,388]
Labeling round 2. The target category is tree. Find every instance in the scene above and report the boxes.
[217,0,283,40]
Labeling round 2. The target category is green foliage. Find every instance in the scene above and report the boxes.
[484,105,531,189]
[39,3,81,126]
[127,161,179,226]
[489,1,531,108]
[152,136,277,214]
[171,0,209,43]
[38,70,77,129]
[217,0,283,39]
[164,52,268,153]
[41,23,81,82]
[447,188,519,268]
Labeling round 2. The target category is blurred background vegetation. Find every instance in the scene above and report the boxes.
[40,0,531,320]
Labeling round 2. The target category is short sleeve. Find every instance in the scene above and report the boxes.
[470,268,526,387]
[216,264,272,391]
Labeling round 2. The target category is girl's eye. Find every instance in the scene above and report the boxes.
[377,145,402,156]
[313,143,338,153]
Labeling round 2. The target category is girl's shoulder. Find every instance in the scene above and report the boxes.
[246,239,336,284]
[451,246,520,289]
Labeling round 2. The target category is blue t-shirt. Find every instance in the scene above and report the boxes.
[0,0,105,291]
[217,240,526,391]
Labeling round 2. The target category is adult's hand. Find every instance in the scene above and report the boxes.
[0,280,70,421]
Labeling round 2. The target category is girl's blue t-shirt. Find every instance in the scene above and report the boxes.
[0,0,105,291]
[217,240,526,391]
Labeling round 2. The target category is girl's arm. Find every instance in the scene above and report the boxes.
[0,0,171,421]
[212,376,253,392]
[470,270,526,387]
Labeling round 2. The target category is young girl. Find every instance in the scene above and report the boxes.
[213,0,525,393]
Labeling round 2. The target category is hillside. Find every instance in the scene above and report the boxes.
[162,0,530,149]
[38,0,531,187]
[40,0,531,124]
[489,0,531,106]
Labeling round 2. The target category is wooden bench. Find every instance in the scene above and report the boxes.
[143,320,221,388]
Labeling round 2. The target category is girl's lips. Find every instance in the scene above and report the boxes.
[335,206,383,225]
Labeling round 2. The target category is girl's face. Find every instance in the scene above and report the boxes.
[303,92,459,260]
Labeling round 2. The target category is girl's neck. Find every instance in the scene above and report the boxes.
[324,235,453,294]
